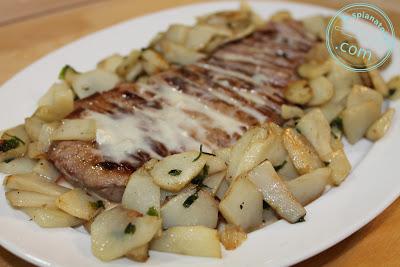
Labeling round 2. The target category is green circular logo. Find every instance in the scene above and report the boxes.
[326,3,396,72]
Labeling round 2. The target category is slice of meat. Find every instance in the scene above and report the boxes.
[48,20,316,202]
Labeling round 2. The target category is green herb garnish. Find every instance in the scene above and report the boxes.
[0,135,25,153]
[330,117,343,132]
[191,164,209,186]
[388,88,397,97]
[193,144,216,162]
[295,127,302,134]
[274,160,287,172]
[124,223,136,234]
[3,158,15,163]
[58,65,76,80]
[168,169,182,176]
[90,200,105,210]
[147,206,158,216]
[183,192,199,208]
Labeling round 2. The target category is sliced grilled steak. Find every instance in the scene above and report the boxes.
[49,20,315,202]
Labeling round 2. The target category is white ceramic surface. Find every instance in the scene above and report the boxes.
[0,1,399,266]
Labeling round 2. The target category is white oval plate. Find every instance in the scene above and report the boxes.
[0,1,399,267]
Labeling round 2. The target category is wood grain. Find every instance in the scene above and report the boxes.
[0,0,399,266]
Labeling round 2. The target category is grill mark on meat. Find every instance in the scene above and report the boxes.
[49,20,315,201]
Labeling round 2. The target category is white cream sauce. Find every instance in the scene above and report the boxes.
[87,82,248,164]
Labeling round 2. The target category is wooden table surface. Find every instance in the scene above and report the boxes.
[0,0,399,266]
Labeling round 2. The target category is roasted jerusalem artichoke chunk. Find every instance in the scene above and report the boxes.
[282,128,324,175]
[91,206,162,261]
[150,151,207,192]
[247,160,306,223]
[151,226,221,258]
[219,176,263,232]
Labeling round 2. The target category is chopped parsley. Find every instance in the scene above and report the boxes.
[388,88,397,97]
[58,65,76,80]
[0,135,25,153]
[295,127,302,134]
[3,158,15,163]
[193,144,216,162]
[330,117,343,132]
[90,200,105,210]
[124,223,136,234]
[191,164,209,186]
[274,160,287,172]
[146,206,158,217]
[183,192,199,208]
[168,169,182,176]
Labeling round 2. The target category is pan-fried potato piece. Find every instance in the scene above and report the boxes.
[203,154,226,174]
[164,24,190,44]
[34,83,74,122]
[22,207,83,228]
[330,134,344,151]
[262,208,278,226]
[203,171,226,196]
[160,40,205,65]
[91,206,162,261]
[296,109,332,161]
[342,101,381,144]
[305,42,329,63]
[270,10,292,22]
[284,80,312,105]
[0,157,37,174]
[185,25,230,51]
[218,223,247,250]
[59,65,79,85]
[116,49,141,78]
[327,61,362,102]
[126,244,149,262]
[346,85,383,109]
[281,105,304,120]
[37,122,60,153]
[122,167,160,215]
[51,119,96,141]
[368,68,389,96]
[141,49,169,75]
[4,173,69,196]
[226,126,269,181]
[72,69,121,99]
[319,99,346,123]
[247,161,306,223]
[0,125,30,162]
[27,142,45,159]
[56,188,98,220]
[32,159,60,181]
[161,189,218,229]
[24,116,45,141]
[326,149,351,185]
[387,75,400,100]
[286,168,331,205]
[262,122,288,166]
[301,15,326,40]
[277,157,299,181]
[214,147,231,164]
[219,176,263,232]
[366,108,395,141]
[215,178,229,200]
[308,76,334,106]
[298,60,331,79]
[6,190,57,208]
[282,128,324,175]
[97,54,124,73]
[150,151,207,192]
[151,226,221,258]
